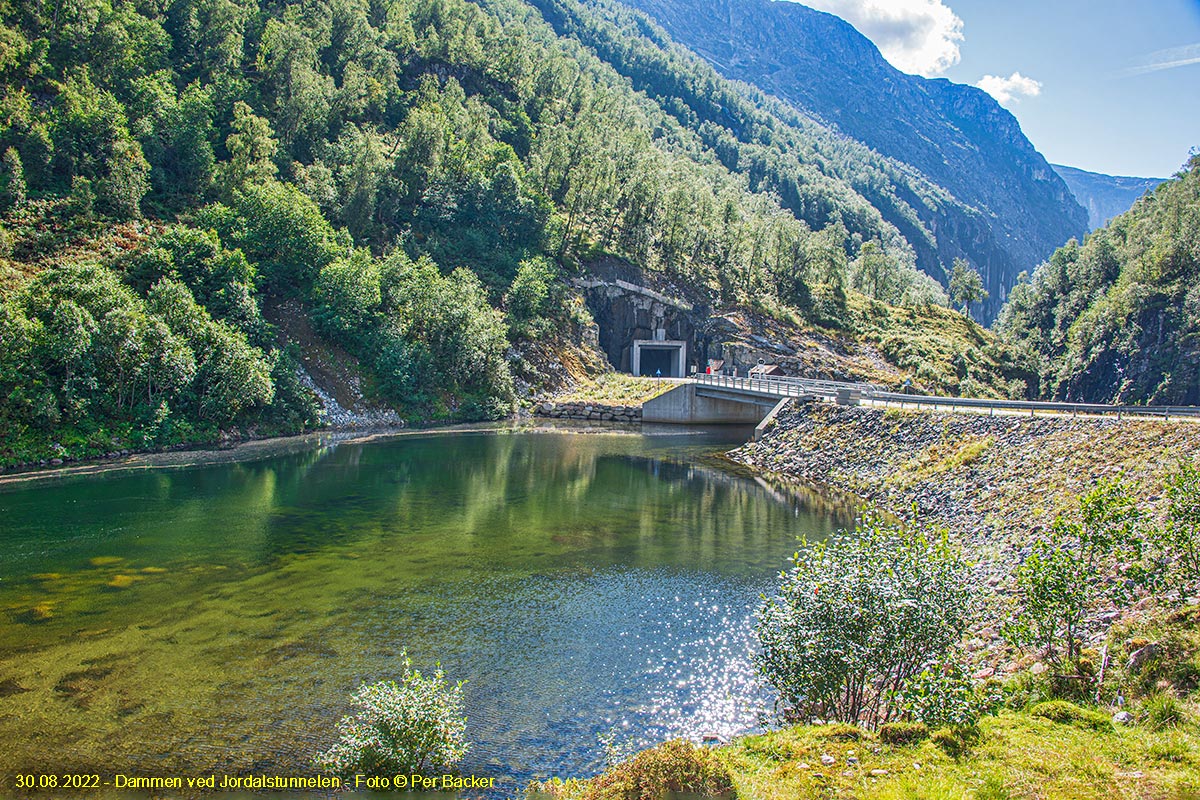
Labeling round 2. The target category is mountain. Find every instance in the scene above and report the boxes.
[612,0,1089,320]
[998,156,1200,404]
[1053,164,1167,230]
[0,0,1032,467]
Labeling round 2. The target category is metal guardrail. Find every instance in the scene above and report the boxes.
[691,372,1200,421]
[692,373,829,399]
[871,391,1200,420]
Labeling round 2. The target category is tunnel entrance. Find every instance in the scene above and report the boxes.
[632,340,687,377]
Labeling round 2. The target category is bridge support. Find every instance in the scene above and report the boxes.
[643,383,790,424]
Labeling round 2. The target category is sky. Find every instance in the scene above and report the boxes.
[791,0,1200,178]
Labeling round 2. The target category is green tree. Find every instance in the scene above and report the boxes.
[850,241,897,302]
[949,258,988,317]
[505,256,561,339]
[215,101,279,196]
[222,179,343,290]
[1005,478,1140,670]
[0,146,24,208]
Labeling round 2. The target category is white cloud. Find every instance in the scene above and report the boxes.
[797,0,965,76]
[975,71,1042,105]
[1120,42,1200,76]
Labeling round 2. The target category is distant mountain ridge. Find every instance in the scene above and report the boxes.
[1052,164,1166,230]
[613,0,1089,320]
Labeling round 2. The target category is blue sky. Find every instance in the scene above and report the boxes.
[793,0,1200,177]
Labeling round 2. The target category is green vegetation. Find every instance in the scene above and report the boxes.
[0,0,1027,467]
[1004,478,1142,671]
[536,709,1200,800]
[839,294,1030,398]
[949,258,988,318]
[755,512,975,727]
[548,373,672,405]
[315,656,468,778]
[1028,700,1111,731]
[531,739,736,800]
[999,155,1200,404]
[886,435,994,490]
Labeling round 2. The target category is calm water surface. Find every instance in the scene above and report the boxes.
[0,427,851,797]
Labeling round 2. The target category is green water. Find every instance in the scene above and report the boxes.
[0,427,851,796]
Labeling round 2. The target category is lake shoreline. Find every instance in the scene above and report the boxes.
[0,416,693,487]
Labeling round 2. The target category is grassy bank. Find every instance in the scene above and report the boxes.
[717,708,1200,800]
[533,592,1200,800]
[530,400,1200,800]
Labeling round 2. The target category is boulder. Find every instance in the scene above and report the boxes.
[1127,643,1160,673]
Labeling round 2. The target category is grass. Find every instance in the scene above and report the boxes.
[548,373,675,405]
[710,709,1200,800]
[885,435,994,490]
[839,293,1027,400]
[1142,693,1188,731]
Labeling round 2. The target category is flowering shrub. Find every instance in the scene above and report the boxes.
[316,656,468,777]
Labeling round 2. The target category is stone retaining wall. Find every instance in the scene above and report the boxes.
[535,401,642,422]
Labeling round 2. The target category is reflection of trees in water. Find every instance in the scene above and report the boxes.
[248,432,861,576]
[258,433,849,575]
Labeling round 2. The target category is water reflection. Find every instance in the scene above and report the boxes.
[0,429,854,795]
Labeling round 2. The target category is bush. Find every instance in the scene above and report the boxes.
[315,656,468,778]
[756,511,975,727]
[893,658,989,728]
[1147,461,1200,591]
[581,740,735,800]
[1005,478,1141,670]
[879,721,930,746]
[1028,700,1111,731]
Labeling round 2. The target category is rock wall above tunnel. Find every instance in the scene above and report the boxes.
[576,278,702,373]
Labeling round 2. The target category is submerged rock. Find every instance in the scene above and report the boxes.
[28,603,54,621]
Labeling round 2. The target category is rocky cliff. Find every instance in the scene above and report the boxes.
[1053,164,1166,230]
[615,0,1089,321]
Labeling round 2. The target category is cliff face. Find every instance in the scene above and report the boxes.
[616,0,1089,321]
[1053,164,1166,230]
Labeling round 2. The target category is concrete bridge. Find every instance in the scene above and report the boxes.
[642,373,1200,433]
[642,374,868,439]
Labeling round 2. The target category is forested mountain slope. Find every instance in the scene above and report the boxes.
[998,156,1200,404]
[614,0,1088,321]
[0,0,1023,467]
[1053,164,1166,230]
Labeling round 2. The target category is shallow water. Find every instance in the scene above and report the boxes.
[0,427,851,797]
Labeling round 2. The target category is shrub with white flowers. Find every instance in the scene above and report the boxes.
[316,655,469,777]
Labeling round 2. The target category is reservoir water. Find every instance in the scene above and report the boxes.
[0,426,850,796]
